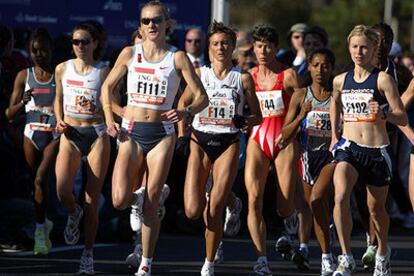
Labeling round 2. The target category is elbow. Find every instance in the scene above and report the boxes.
[200,94,209,110]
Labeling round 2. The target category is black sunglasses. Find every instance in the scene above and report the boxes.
[186,39,201,44]
[72,38,91,46]
[141,16,163,26]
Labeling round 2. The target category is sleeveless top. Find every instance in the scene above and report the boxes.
[300,86,331,151]
[126,44,180,110]
[341,68,386,123]
[25,67,56,131]
[192,66,244,134]
[61,59,106,119]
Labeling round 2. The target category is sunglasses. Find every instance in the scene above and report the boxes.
[72,38,91,46]
[141,16,163,26]
[186,39,201,44]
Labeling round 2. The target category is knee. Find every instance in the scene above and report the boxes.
[310,194,324,211]
[368,204,387,221]
[185,204,202,220]
[143,199,158,216]
[34,175,44,188]
[334,191,349,208]
[112,193,129,210]
[248,196,263,216]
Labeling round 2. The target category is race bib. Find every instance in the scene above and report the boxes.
[199,88,235,126]
[129,69,168,105]
[305,110,331,138]
[29,122,53,132]
[342,92,375,122]
[65,86,97,115]
[256,90,285,118]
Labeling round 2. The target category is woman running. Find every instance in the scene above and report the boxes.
[101,2,208,275]
[282,48,336,275]
[54,22,110,274]
[7,28,58,255]
[244,25,300,275]
[178,21,261,276]
[330,25,407,276]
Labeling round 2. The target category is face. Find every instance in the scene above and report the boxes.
[236,48,255,71]
[403,57,414,72]
[348,35,376,66]
[304,34,324,56]
[291,31,304,51]
[253,40,277,65]
[30,39,52,66]
[308,53,332,85]
[72,29,97,60]
[209,32,234,63]
[185,29,204,57]
[375,28,392,62]
[140,6,167,41]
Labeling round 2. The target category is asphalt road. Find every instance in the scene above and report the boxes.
[1,228,414,275]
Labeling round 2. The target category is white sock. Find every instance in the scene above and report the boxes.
[300,243,308,253]
[139,257,152,272]
[322,253,332,259]
[203,258,214,269]
[257,256,268,264]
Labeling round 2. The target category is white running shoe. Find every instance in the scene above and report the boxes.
[321,255,335,276]
[158,184,170,220]
[214,241,224,264]
[126,243,143,272]
[201,264,214,276]
[252,259,272,275]
[223,197,242,237]
[135,265,151,276]
[79,250,94,275]
[373,247,391,276]
[333,255,355,276]
[130,187,145,232]
[64,204,83,245]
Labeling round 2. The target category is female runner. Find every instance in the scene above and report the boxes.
[101,2,208,275]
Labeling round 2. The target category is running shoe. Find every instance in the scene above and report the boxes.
[45,218,53,251]
[158,184,170,220]
[64,204,83,245]
[373,247,391,276]
[135,265,151,276]
[33,227,47,255]
[284,210,299,236]
[333,255,355,276]
[321,255,335,276]
[251,259,272,275]
[214,241,224,264]
[362,245,377,271]
[275,233,294,261]
[292,247,310,271]
[79,250,94,275]
[201,264,214,276]
[223,196,242,237]
[131,187,145,232]
[126,243,143,272]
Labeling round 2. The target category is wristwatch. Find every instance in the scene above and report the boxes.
[185,106,193,117]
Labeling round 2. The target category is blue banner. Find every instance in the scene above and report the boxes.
[0,0,211,57]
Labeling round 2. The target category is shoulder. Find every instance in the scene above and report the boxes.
[55,61,68,76]
[118,46,135,61]
[333,72,347,88]
[291,88,306,102]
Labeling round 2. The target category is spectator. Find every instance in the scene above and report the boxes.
[277,23,307,67]
[185,28,207,68]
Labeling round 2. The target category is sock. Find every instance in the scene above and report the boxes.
[35,223,44,232]
[299,243,308,253]
[257,256,268,264]
[322,253,332,259]
[203,258,214,269]
[83,247,93,257]
[139,257,152,272]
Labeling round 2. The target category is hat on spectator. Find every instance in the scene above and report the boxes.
[289,23,308,34]
[389,41,402,57]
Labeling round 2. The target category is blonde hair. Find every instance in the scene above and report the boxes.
[347,25,379,47]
